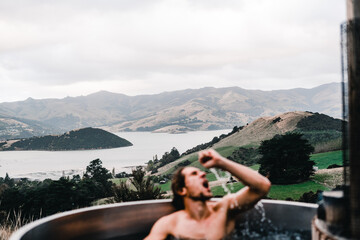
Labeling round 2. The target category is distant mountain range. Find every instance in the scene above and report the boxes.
[0,114,60,140]
[0,83,342,140]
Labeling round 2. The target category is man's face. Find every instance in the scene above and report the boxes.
[181,167,212,200]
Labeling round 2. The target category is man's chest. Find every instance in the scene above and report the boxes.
[172,214,232,240]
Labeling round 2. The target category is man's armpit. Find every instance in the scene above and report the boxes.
[145,216,173,240]
[224,188,259,213]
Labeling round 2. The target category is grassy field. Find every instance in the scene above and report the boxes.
[157,181,172,192]
[206,170,229,181]
[110,178,128,185]
[215,146,239,157]
[267,181,329,200]
[311,150,343,169]
[162,148,342,177]
[211,182,245,196]
[209,150,342,200]
[211,180,329,200]
[154,149,344,196]
[167,150,342,198]
[163,146,239,176]
[206,173,217,181]
[189,159,207,171]
[162,154,199,176]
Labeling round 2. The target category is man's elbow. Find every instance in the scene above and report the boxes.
[259,178,271,197]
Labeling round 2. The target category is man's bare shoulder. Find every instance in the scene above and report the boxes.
[144,210,185,240]
[160,210,185,223]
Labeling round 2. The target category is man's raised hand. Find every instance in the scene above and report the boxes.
[198,149,225,169]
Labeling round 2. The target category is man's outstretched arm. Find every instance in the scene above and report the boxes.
[198,149,271,211]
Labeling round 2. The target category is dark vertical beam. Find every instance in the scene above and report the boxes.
[347,0,360,238]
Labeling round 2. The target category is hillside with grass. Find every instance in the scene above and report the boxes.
[154,150,343,202]
[153,111,343,176]
[148,111,344,202]
[0,115,61,141]
[212,111,343,153]
[0,127,132,151]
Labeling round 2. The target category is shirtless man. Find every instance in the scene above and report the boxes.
[145,149,271,240]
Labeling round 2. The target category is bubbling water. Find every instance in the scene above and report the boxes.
[209,170,311,239]
[230,202,311,240]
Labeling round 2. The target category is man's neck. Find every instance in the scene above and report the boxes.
[183,197,211,221]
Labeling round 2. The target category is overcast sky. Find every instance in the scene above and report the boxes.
[0,0,346,103]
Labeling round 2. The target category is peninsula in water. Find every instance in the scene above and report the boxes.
[0,127,133,151]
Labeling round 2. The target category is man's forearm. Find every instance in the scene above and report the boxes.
[218,157,270,195]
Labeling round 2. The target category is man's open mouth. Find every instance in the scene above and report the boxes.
[203,181,209,188]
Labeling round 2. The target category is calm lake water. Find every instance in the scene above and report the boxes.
[0,130,230,180]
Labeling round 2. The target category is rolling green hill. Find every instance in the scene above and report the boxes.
[212,111,344,153]
[157,150,343,200]
[153,111,344,176]
[0,127,132,151]
[151,111,345,202]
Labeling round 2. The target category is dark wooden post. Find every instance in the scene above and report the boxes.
[347,0,360,238]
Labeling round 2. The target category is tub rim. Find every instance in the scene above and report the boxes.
[9,199,318,240]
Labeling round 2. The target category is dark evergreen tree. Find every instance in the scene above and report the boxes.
[130,166,162,200]
[84,158,113,197]
[258,133,315,184]
[42,177,76,216]
[0,160,119,222]
[4,173,14,187]
[113,181,134,202]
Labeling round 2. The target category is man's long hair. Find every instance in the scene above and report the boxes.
[171,167,186,210]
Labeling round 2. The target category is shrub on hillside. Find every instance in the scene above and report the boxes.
[297,113,343,131]
[258,133,315,184]
[177,160,191,167]
[298,190,322,203]
[228,147,259,166]
[327,164,342,169]
[113,167,163,202]
[146,147,180,172]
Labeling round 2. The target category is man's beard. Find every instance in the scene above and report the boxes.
[188,193,212,202]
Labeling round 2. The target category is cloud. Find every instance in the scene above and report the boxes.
[0,0,346,101]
